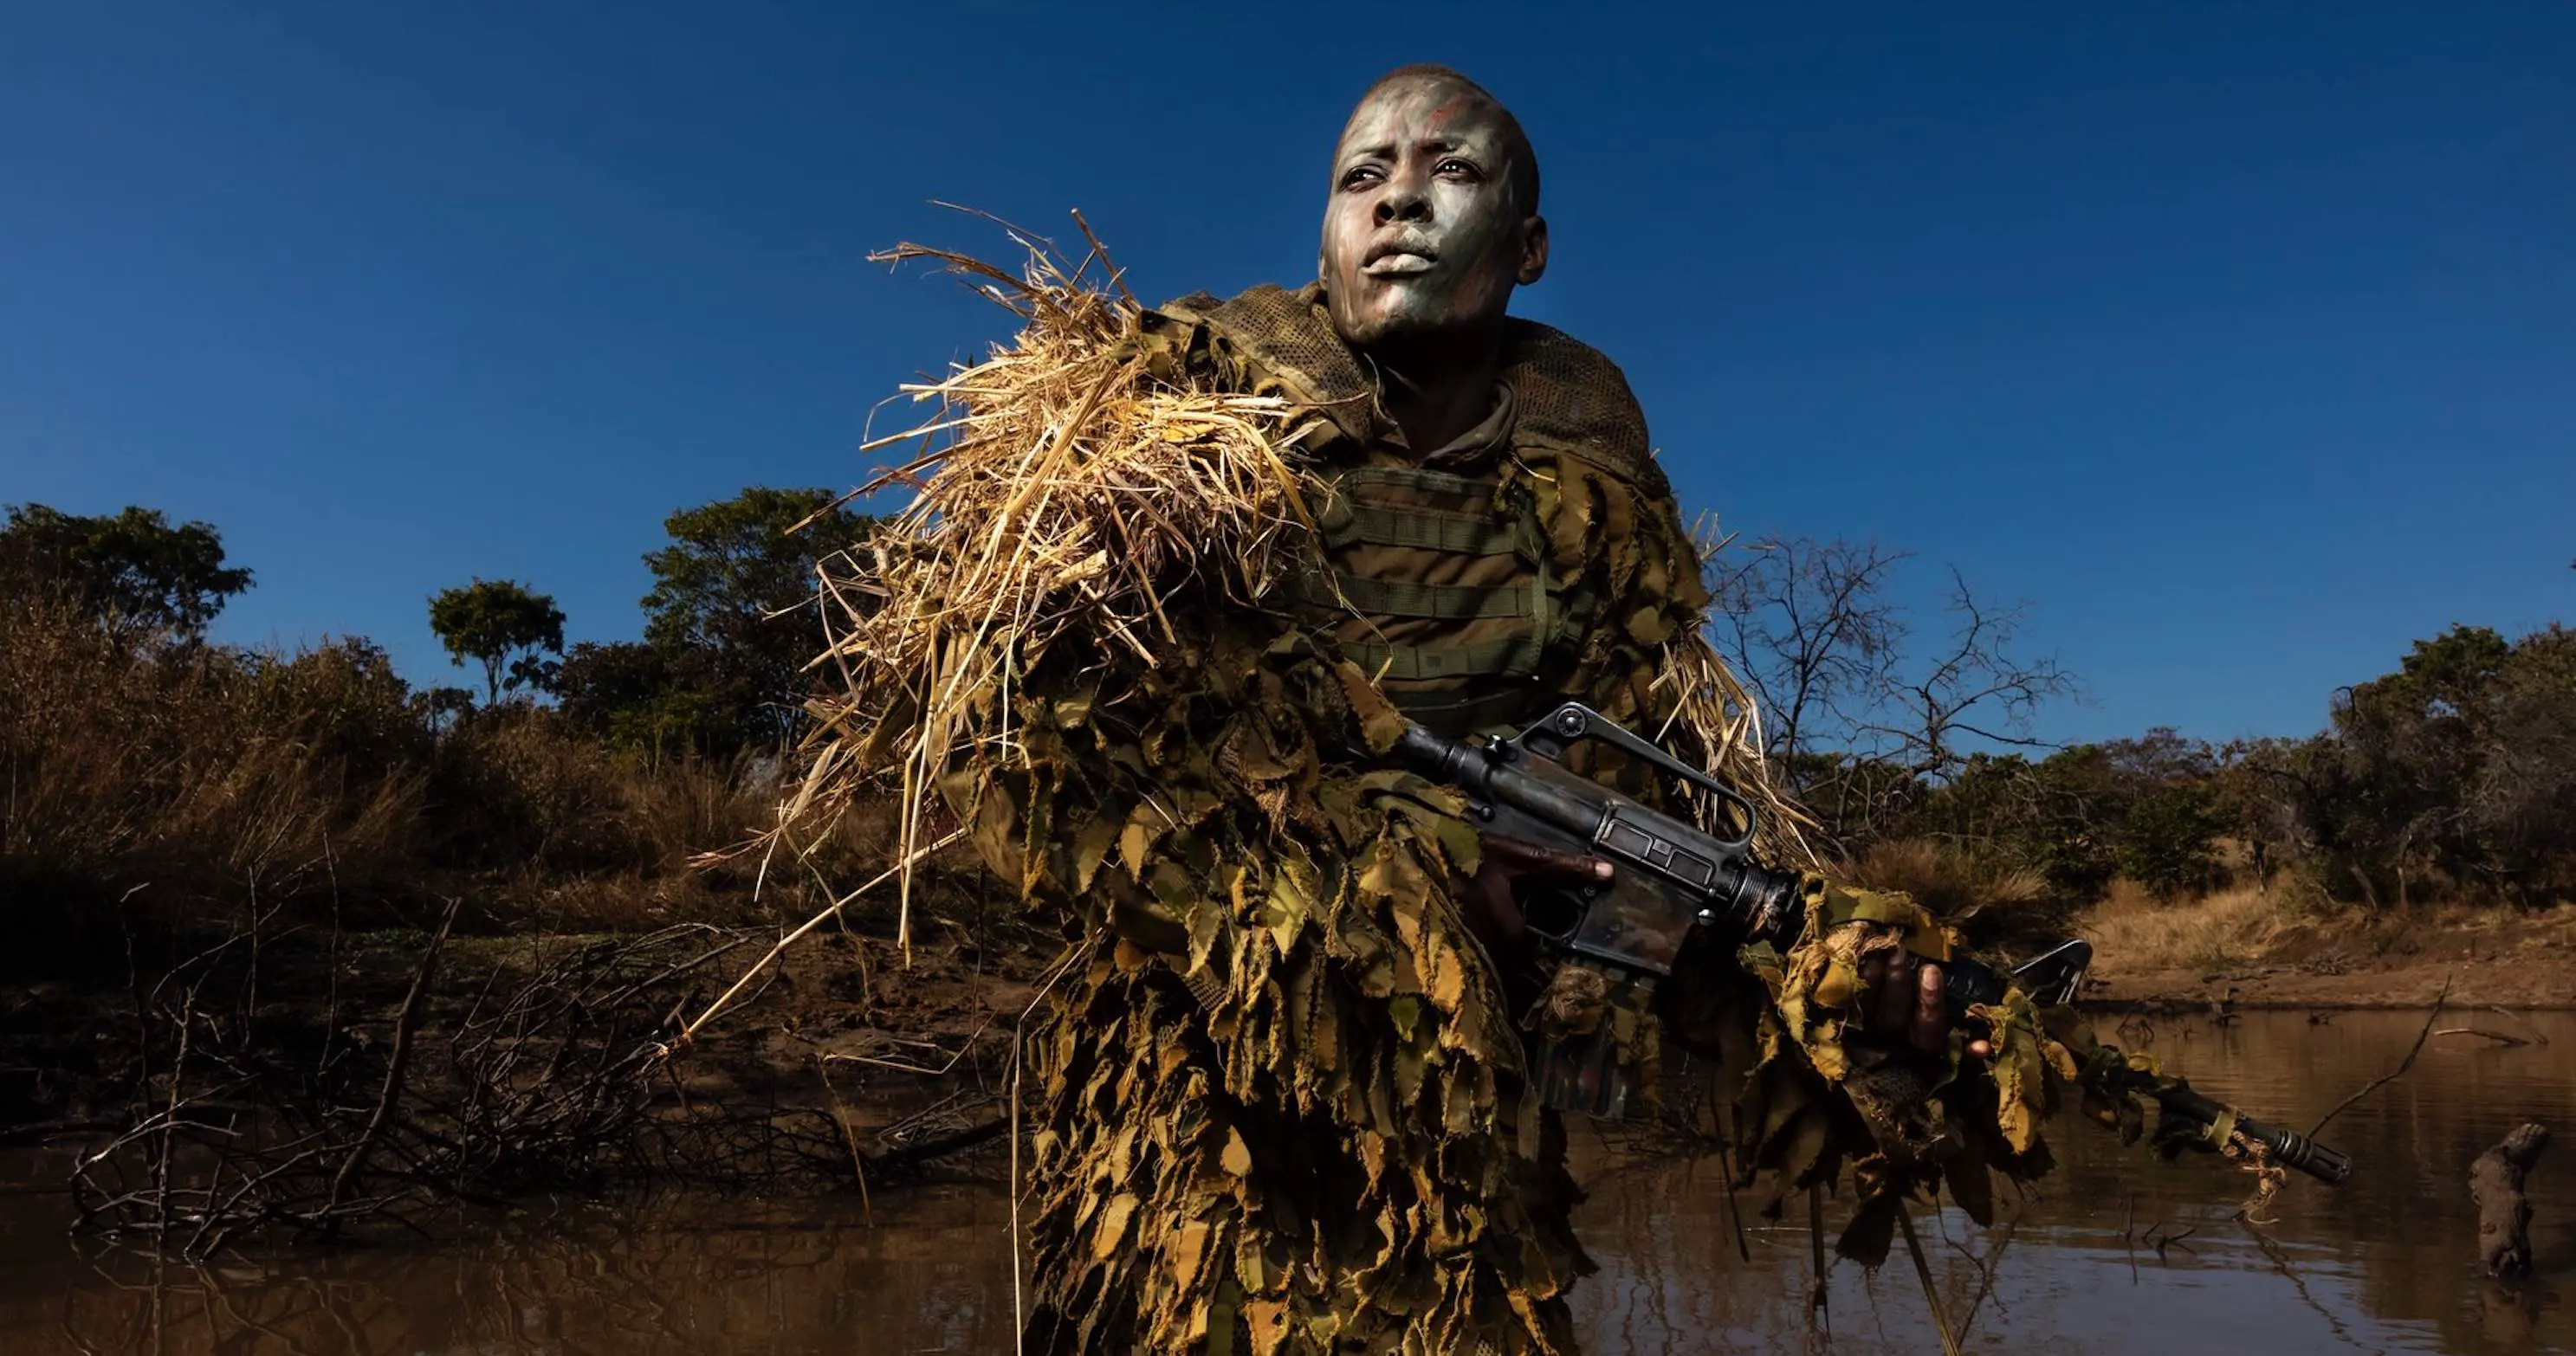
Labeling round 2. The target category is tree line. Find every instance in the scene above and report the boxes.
[0,493,883,948]
[5,500,2566,929]
[398,487,873,758]
[1717,535,2574,912]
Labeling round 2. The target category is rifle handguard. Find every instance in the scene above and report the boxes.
[1391,703,2354,1185]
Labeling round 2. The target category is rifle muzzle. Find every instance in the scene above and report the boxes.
[2157,1085,2353,1185]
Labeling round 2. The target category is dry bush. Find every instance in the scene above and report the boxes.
[0,591,428,923]
[0,584,870,949]
[1836,836,2070,959]
[618,753,774,868]
[433,713,641,873]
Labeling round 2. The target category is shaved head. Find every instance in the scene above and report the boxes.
[1318,65,1550,351]
[1347,65,1540,216]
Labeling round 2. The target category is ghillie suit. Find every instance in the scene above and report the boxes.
[787,242,2178,1355]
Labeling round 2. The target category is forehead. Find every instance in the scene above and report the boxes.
[1335,78,1511,158]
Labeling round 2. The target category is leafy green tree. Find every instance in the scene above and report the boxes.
[427,578,565,705]
[2119,782,2224,900]
[0,503,253,637]
[637,487,876,751]
[2301,623,2576,906]
[556,639,724,755]
[420,686,478,735]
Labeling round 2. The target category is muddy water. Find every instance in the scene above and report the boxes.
[2,1010,2568,1354]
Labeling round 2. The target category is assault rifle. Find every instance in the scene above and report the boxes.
[1393,701,2353,1185]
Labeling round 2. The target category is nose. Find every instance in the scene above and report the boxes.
[1375,172,1431,226]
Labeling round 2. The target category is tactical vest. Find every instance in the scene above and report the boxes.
[1147,283,1672,739]
[1296,454,1595,736]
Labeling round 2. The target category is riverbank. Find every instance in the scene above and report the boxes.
[2080,884,2576,1009]
[13,873,2571,1241]
[0,890,1048,1224]
[11,1006,2566,1355]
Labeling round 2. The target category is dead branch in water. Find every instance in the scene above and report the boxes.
[2308,971,2452,1139]
[2434,1027,2532,1047]
[2471,1123,2551,1279]
[318,897,456,1229]
[69,920,757,1258]
[2480,1004,2551,1044]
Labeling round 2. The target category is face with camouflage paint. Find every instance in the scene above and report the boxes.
[1319,72,1548,352]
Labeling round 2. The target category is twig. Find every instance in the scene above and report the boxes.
[2485,1004,2550,1044]
[317,898,458,1229]
[2307,971,2452,1139]
[1953,1216,2016,1345]
[2122,1193,2139,1283]
[814,1057,874,1227]
[1806,1183,1829,1334]
[2432,1027,2529,1047]
[1895,1203,1963,1356]
[870,1116,1007,1172]
[2242,1217,2365,1346]
[1714,1092,1751,1264]
[1011,1022,1026,1356]
[1005,948,1083,1356]
[670,830,966,1048]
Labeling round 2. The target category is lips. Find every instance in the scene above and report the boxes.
[1362,238,1437,278]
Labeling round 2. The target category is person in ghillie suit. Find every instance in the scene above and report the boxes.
[956,65,2086,1354]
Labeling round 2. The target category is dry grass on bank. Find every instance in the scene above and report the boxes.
[0,589,878,943]
[2080,881,2313,974]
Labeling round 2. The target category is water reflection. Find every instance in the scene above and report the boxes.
[3,1011,2566,1353]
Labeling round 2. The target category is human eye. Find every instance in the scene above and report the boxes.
[1435,157,1485,182]
[1338,163,1383,190]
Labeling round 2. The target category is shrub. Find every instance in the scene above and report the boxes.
[1837,836,2069,959]
[0,592,428,947]
[0,581,858,951]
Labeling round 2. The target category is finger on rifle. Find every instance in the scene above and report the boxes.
[1480,834,1613,881]
[1878,950,1919,1036]
[1910,962,1947,1055]
[1470,869,1528,940]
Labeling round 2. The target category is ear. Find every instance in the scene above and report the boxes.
[1517,215,1550,286]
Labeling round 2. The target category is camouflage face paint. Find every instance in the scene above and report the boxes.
[1319,74,1545,352]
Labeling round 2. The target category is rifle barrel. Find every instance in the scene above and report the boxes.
[2156,1084,2353,1185]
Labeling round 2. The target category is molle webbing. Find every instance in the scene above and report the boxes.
[1298,462,1579,733]
[1343,633,1547,682]
[1311,574,1534,623]
[1315,467,1536,558]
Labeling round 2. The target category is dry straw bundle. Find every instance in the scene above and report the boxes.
[773,226,1321,947]
[765,220,1805,960]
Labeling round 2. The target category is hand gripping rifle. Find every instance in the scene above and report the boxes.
[1394,701,2353,1185]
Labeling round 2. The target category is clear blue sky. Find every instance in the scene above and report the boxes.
[6,2,2568,746]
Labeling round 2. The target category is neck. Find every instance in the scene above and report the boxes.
[1363,324,1505,453]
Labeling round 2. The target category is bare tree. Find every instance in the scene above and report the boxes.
[1859,567,2078,782]
[1710,537,1910,764]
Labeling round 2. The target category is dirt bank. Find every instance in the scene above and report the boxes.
[2081,890,2576,1010]
[0,902,1053,1192]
